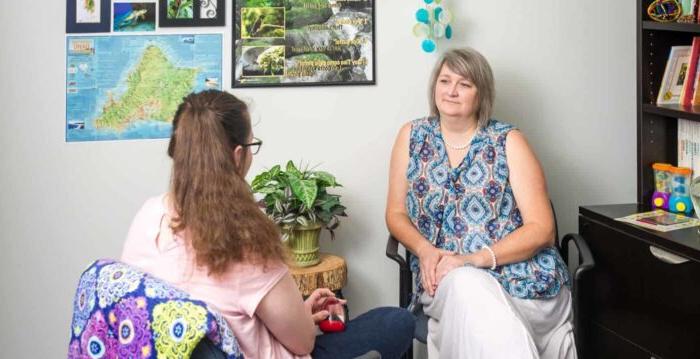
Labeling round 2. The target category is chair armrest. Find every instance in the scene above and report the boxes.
[385,234,414,308]
[560,232,594,359]
[386,234,408,270]
[561,233,595,280]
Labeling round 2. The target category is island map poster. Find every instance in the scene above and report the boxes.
[233,0,374,87]
[66,34,222,142]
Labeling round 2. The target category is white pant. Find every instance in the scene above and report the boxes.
[420,266,577,359]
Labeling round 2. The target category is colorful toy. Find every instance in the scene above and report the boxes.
[318,298,346,333]
[647,0,682,23]
[413,0,453,53]
[651,163,673,210]
[669,166,694,215]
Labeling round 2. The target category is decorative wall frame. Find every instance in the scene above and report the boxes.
[232,0,376,88]
[113,2,157,32]
[159,0,226,27]
[66,0,111,33]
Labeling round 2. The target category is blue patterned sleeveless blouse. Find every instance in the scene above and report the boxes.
[406,117,570,299]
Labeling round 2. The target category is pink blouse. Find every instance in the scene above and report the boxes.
[121,194,310,359]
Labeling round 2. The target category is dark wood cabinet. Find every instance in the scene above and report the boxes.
[579,204,700,358]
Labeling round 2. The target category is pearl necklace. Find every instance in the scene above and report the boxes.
[443,138,470,151]
[443,131,476,151]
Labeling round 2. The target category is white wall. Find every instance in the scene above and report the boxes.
[0,0,635,356]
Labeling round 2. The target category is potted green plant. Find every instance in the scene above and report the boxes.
[251,161,347,267]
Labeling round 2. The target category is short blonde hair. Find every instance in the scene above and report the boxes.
[429,48,495,129]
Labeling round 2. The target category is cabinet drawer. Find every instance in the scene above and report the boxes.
[581,217,700,358]
[588,323,653,359]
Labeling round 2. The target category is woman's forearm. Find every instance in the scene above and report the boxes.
[470,222,554,268]
[386,211,433,256]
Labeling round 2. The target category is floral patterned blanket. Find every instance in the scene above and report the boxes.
[68,259,243,358]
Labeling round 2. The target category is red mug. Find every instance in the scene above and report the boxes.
[318,298,346,333]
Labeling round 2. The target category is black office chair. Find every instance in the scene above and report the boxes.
[385,204,595,359]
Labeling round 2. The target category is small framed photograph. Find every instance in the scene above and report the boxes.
[114,2,156,32]
[66,0,111,33]
[159,0,226,27]
[657,46,692,105]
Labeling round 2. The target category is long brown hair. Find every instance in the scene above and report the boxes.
[167,90,286,275]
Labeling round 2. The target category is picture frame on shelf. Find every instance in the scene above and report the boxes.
[66,0,111,33]
[159,0,226,27]
[232,0,376,88]
[657,45,692,105]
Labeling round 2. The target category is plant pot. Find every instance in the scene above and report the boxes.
[284,222,322,267]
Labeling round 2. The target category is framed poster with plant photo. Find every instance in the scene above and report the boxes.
[159,0,226,27]
[232,0,375,88]
[66,0,111,33]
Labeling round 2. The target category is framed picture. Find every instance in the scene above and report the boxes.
[232,0,375,88]
[113,2,156,32]
[657,46,692,105]
[66,0,111,33]
[159,0,226,27]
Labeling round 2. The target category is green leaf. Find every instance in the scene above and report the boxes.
[288,176,317,209]
[316,211,332,224]
[296,216,309,226]
[251,170,272,191]
[286,160,302,177]
[255,185,280,194]
[269,165,281,179]
[274,199,283,213]
[331,205,348,216]
[314,171,340,187]
[319,197,341,212]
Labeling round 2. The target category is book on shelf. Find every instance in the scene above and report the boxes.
[678,118,700,175]
[658,46,692,105]
[682,37,700,105]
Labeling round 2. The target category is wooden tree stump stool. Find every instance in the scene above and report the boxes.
[289,253,347,297]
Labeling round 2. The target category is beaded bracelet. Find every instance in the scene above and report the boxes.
[484,246,497,270]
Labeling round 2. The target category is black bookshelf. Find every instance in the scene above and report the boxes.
[642,103,700,122]
[642,20,700,33]
[638,1,700,204]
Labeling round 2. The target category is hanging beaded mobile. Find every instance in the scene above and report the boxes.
[413,0,453,53]
[647,0,682,22]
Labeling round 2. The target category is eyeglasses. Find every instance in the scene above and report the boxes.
[241,137,263,155]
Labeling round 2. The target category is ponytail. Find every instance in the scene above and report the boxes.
[168,90,286,275]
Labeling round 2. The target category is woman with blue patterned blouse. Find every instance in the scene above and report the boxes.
[386,48,576,358]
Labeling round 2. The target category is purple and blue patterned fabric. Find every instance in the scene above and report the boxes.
[68,259,243,358]
[406,117,570,300]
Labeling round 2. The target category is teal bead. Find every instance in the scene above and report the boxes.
[422,39,436,52]
[445,24,453,39]
[424,0,434,4]
[434,7,443,21]
[416,8,430,24]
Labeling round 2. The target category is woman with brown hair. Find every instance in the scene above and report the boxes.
[121,90,414,358]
